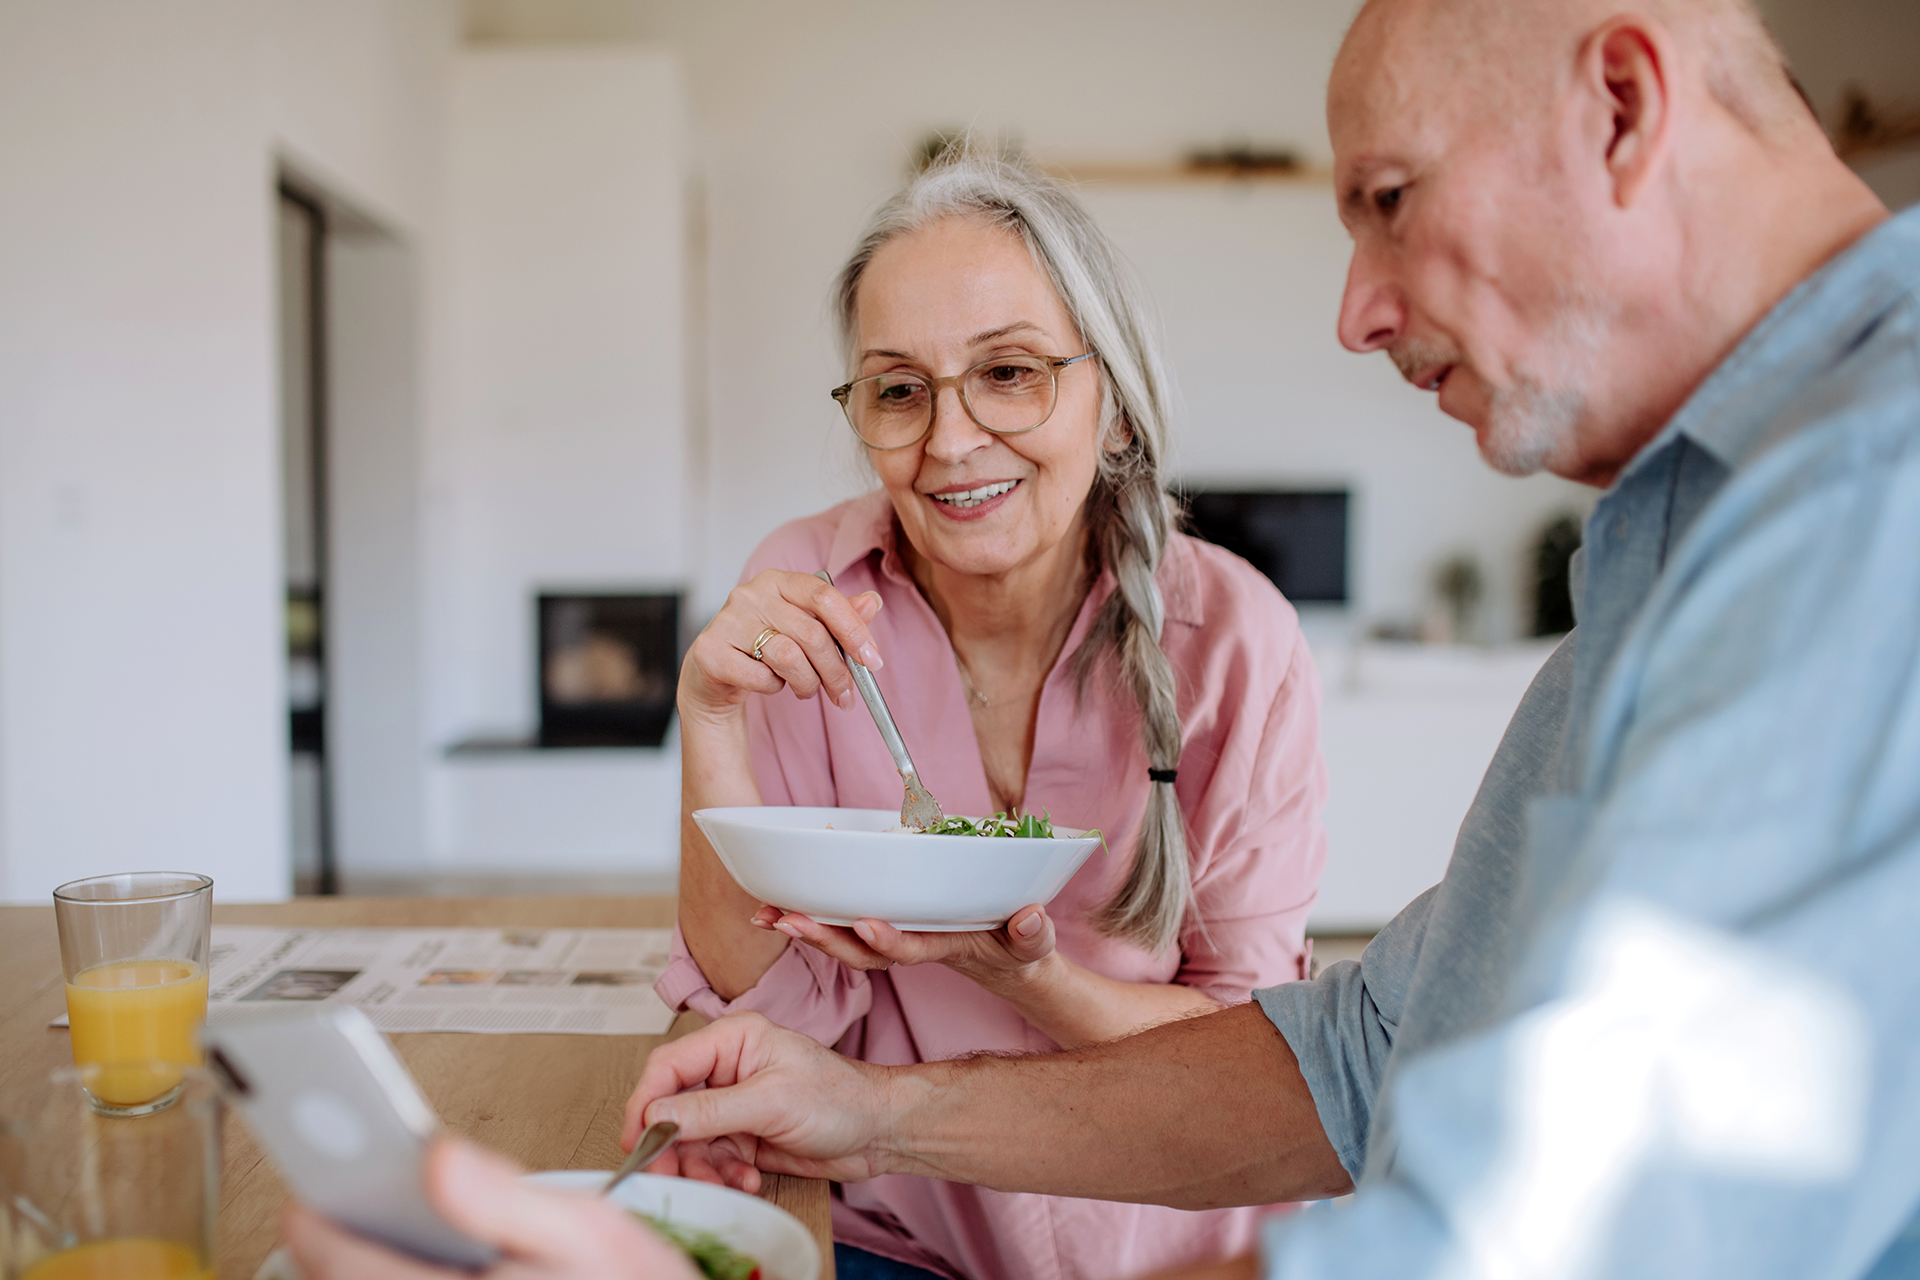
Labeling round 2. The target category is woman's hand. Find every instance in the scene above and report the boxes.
[283,1139,700,1280]
[753,904,1220,1049]
[751,904,1059,988]
[678,570,885,726]
[674,570,886,1001]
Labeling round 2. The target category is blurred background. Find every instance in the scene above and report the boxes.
[1,0,1914,929]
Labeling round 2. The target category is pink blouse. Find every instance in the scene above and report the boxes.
[657,492,1328,1280]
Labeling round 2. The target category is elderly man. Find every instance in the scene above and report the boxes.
[292,0,1918,1276]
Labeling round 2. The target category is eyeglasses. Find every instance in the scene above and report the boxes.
[830,352,1098,451]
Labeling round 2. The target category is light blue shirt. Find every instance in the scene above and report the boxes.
[1255,205,1920,1279]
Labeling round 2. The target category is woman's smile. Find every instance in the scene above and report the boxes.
[926,477,1022,518]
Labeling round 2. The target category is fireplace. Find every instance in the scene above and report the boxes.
[537,593,680,748]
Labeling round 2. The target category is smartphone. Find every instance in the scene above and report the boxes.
[202,1005,500,1271]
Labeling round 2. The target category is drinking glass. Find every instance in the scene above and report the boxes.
[53,872,213,1116]
[0,1065,219,1280]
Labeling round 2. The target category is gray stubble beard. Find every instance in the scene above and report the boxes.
[1479,299,1610,477]
[1396,298,1610,478]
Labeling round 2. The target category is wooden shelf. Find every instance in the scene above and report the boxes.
[1043,161,1333,187]
[1834,89,1920,166]
[443,736,670,758]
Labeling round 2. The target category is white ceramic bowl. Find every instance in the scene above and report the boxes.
[524,1171,820,1280]
[692,806,1104,932]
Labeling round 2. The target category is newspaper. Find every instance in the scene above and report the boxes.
[51,925,679,1036]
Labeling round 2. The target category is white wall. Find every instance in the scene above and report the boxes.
[0,0,459,902]
[267,0,455,236]
[422,47,690,874]
[0,2,281,904]
[328,233,429,874]
[427,47,689,746]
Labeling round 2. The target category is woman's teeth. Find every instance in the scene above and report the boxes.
[931,480,1018,509]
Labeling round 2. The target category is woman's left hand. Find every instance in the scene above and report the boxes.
[751,903,1058,987]
[756,902,1217,1050]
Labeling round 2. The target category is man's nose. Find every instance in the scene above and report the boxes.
[923,383,990,462]
[1337,245,1405,354]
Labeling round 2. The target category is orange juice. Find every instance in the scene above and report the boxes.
[20,1239,210,1280]
[64,960,208,1106]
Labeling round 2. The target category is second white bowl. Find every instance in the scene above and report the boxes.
[524,1170,820,1280]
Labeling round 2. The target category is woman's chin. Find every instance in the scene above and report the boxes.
[920,547,1032,581]
[901,527,1034,581]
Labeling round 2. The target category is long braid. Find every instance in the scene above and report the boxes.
[1074,467,1191,952]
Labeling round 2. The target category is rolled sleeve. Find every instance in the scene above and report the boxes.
[653,924,874,1045]
[1252,888,1434,1179]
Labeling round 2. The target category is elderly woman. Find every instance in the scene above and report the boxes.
[656,148,1326,1280]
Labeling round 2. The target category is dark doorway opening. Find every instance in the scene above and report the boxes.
[279,185,336,895]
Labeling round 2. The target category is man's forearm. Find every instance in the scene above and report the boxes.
[876,1002,1353,1208]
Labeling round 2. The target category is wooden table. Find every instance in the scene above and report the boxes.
[0,896,834,1280]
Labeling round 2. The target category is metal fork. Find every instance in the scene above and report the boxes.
[602,1120,679,1196]
[814,570,945,829]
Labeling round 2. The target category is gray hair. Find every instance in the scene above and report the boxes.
[831,142,1192,953]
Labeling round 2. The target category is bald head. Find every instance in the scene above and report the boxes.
[1324,0,1884,485]
[1337,0,1808,139]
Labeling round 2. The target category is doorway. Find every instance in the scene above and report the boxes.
[277,187,335,893]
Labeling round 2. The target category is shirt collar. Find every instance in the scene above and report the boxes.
[824,488,1205,628]
[824,491,900,581]
[1616,205,1920,486]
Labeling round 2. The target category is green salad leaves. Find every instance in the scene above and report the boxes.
[910,810,1107,853]
[924,811,1056,838]
[630,1213,761,1280]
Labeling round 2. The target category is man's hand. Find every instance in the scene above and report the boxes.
[623,1011,896,1190]
[283,1138,700,1280]
[625,1003,1351,1209]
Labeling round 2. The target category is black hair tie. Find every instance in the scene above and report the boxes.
[1148,768,1178,784]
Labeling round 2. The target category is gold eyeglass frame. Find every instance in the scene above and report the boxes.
[829,351,1098,451]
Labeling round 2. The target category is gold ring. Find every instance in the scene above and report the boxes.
[751,627,781,662]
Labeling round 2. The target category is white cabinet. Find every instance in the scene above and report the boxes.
[1308,640,1560,932]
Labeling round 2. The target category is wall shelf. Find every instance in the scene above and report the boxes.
[1044,162,1332,187]
[1834,88,1920,166]
[444,736,670,758]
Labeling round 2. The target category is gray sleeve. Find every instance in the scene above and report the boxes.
[1252,886,1435,1179]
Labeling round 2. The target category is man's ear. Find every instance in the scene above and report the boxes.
[1581,17,1674,208]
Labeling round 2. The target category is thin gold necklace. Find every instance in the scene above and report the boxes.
[956,658,993,708]
[956,657,1048,711]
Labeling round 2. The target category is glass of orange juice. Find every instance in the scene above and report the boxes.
[0,1064,218,1280]
[53,872,213,1117]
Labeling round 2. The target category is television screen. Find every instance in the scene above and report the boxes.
[1179,490,1349,604]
